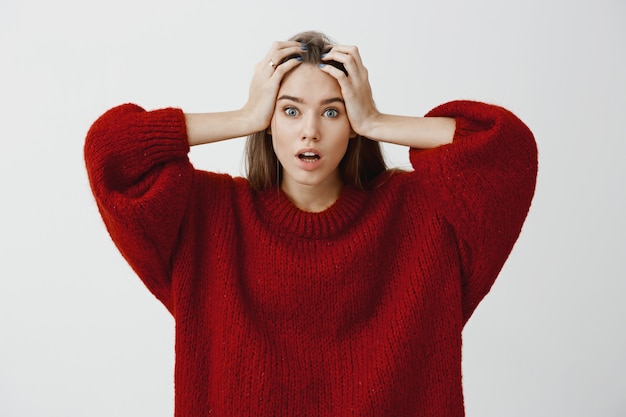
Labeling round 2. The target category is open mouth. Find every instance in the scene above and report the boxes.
[298,151,320,162]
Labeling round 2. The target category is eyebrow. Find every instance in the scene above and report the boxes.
[277,95,345,105]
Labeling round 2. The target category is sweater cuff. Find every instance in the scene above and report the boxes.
[126,105,190,164]
[424,100,499,143]
[85,104,191,191]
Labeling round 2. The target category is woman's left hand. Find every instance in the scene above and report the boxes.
[320,47,455,149]
[318,45,381,136]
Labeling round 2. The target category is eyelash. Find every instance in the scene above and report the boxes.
[324,108,339,118]
[284,107,299,117]
[283,107,340,118]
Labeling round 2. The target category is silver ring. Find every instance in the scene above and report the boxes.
[269,60,275,68]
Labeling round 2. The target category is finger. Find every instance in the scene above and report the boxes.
[268,50,304,73]
[323,45,364,67]
[318,62,350,86]
[271,56,302,79]
[321,50,362,80]
[270,59,302,85]
[265,40,300,58]
[265,41,304,68]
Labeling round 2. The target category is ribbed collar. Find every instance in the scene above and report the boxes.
[255,185,369,240]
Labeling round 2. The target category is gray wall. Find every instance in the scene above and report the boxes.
[1,0,624,415]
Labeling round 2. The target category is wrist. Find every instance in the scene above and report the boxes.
[238,105,270,135]
[185,108,266,146]
[355,111,392,142]
[352,111,383,139]
[352,114,455,148]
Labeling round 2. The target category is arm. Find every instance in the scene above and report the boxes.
[85,42,306,310]
[185,41,303,146]
[413,100,538,322]
[319,45,455,148]
[353,112,456,148]
[321,47,537,321]
[84,104,192,312]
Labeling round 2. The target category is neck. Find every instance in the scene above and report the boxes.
[281,175,343,213]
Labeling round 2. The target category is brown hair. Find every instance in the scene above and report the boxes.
[245,31,388,191]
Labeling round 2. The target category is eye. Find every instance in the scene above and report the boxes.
[323,108,339,118]
[284,107,300,117]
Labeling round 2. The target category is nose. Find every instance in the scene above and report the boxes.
[301,113,320,141]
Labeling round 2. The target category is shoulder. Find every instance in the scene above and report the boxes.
[191,172,257,212]
[192,171,251,194]
[372,168,429,192]
[369,169,438,208]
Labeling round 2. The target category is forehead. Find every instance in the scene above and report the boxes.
[278,64,342,99]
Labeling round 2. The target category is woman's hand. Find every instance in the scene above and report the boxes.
[319,46,454,149]
[318,45,381,137]
[186,41,302,146]
[242,41,304,132]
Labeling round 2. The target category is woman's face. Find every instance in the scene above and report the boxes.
[270,64,352,191]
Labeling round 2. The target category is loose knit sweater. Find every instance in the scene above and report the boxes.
[84,100,537,417]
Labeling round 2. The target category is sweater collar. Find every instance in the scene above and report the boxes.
[255,185,368,240]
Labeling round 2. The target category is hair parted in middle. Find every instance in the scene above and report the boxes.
[244,31,388,191]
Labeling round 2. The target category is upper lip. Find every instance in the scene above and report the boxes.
[295,148,321,157]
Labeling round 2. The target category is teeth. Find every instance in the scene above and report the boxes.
[298,151,319,161]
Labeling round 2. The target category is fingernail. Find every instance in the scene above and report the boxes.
[296,56,302,61]
[318,63,326,68]
[300,43,307,51]
[321,53,328,59]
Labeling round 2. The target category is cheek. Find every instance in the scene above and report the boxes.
[271,120,298,151]
[332,127,351,153]
[270,116,289,139]
[338,139,350,159]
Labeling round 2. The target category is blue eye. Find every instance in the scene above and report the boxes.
[324,108,339,118]
[284,107,299,117]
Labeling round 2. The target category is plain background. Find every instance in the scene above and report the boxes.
[1,0,625,416]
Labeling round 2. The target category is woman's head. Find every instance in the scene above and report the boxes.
[245,31,387,191]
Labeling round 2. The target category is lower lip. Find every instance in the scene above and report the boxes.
[295,156,323,171]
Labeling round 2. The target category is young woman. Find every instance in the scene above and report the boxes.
[85,31,537,417]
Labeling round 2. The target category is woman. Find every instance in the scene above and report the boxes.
[85,31,537,416]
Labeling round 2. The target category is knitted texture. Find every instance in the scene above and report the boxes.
[84,100,537,417]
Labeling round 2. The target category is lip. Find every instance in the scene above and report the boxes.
[295,148,322,158]
[294,147,323,171]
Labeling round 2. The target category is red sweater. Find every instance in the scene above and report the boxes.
[84,100,537,416]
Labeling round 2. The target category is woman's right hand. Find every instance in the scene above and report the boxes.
[186,41,302,146]
[242,41,304,132]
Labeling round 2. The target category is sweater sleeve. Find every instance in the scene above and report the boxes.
[410,100,538,323]
[84,103,193,312]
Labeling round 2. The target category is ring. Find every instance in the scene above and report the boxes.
[269,60,275,68]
